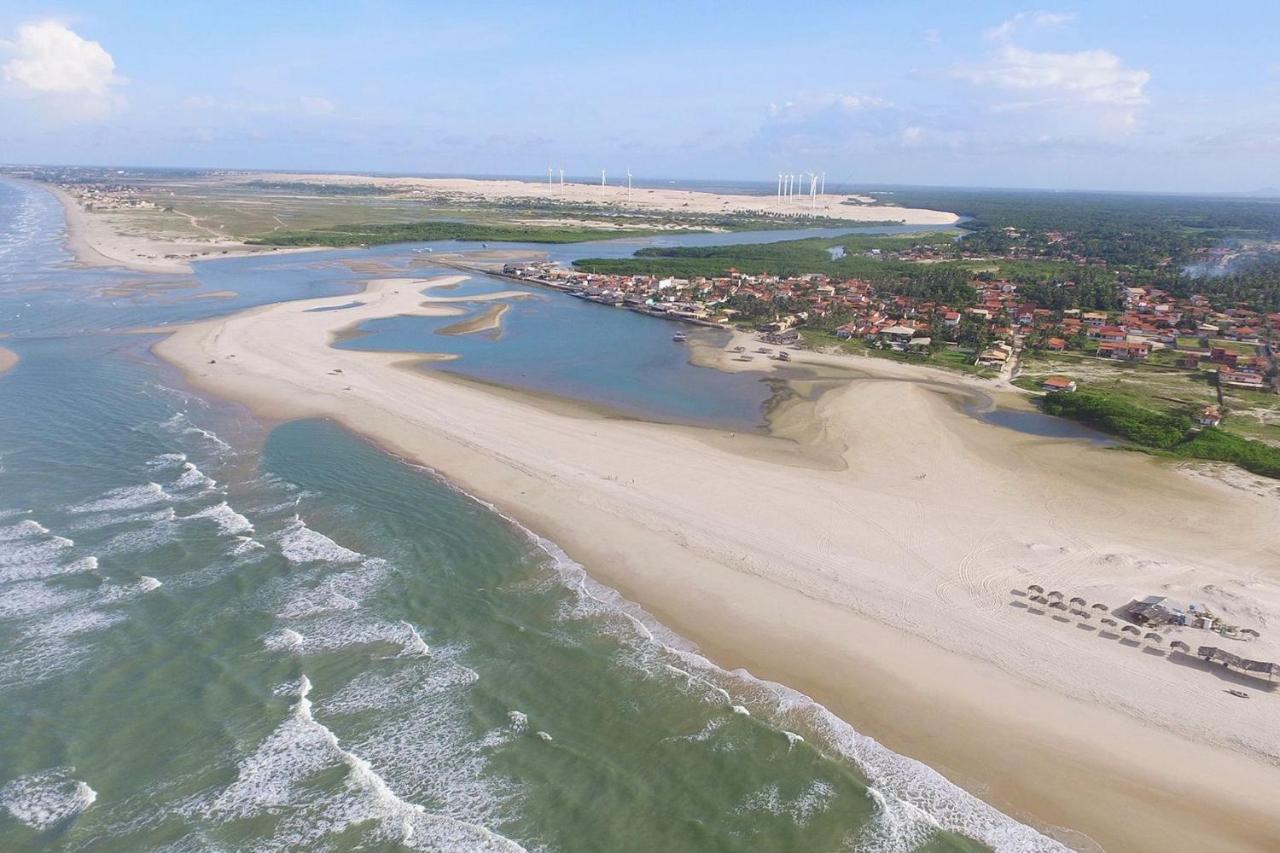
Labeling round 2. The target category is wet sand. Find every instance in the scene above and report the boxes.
[154,276,1280,853]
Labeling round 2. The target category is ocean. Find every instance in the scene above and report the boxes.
[0,178,1058,851]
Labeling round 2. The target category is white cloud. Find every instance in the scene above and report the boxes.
[954,45,1149,111]
[923,29,942,48]
[2,21,125,118]
[767,93,891,123]
[985,10,1075,42]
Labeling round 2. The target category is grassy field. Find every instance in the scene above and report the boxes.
[1039,389,1280,478]
[246,220,674,247]
[127,181,896,246]
[800,330,999,377]
[1018,350,1280,446]
[572,231,959,279]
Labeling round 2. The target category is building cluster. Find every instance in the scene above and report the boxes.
[502,262,1277,388]
[61,183,161,212]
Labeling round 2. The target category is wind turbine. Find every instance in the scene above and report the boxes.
[601,169,607,193]
[626,169,633,204]
[559,168,565,192]
[548,166,553,192]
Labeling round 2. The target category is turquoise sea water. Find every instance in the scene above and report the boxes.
[0,179,1063,851]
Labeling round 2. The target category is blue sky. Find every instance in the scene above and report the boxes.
[1,1,1277,192]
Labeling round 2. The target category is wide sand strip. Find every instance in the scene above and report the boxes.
[240,171,961,225]
[155,276,1280,852]
[0,346,17,375]
[40,182,319,274]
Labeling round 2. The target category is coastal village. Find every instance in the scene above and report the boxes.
[499,258,1279,392]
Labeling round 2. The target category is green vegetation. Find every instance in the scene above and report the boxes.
[798,330,998,377]
[870,186,1280,309]
[574,231,978,303]
[247,220,672,247]
[1040,389,1280,478]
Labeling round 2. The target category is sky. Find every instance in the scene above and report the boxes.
[1,1,1278,193]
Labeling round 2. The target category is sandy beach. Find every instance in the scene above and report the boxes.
[0,345,16,375]
[154,276,1280,852]
[44,182,319,274]
[239,172,961,225]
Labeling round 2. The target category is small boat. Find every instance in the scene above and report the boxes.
[1226,689,1250,699]
[672,332,688,342]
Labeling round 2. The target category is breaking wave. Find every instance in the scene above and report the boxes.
[0,768,97,831]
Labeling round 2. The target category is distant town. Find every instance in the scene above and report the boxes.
[498,258,1278,394]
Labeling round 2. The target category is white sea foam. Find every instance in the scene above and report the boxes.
[263,628,305,653]
[160,413,232,453]
[0,768,97,830]
[173,461,217,493]
[0,518,49,541]
[64,506,177,532]
[461,486,1067,852]
[275,517,364,565]
[146,452,187,470]
[0,582,84,619]
[232,535,265,556]
[276,590,359,620]
[69,482,171,514]
[100,517,180,556]
[397,620,430,658]
[203,675,526,851]
[0,530,91,583]
[0,608,125,688]
[184,501,253,536]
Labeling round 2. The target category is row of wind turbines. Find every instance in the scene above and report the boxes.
[546,166,635,203]
[777,171,825,210]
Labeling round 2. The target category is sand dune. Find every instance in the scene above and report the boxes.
[154,276,1280,852]
[242,171,960,224]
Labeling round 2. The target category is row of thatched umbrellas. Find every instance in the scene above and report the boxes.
[1022,585,1193,651]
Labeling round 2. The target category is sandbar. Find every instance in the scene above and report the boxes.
[153,275,1280,852]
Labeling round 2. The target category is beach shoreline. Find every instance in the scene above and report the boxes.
[0,345,17,375]
[152,274,1280,852]
[35,180,323,274]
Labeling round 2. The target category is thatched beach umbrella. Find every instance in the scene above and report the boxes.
[1121,625,1141,635]
[1091,603,1109,612]
[1077,610,1091,620]
[1170,640,1191,653]
[1030,595,1048,604]
[1050,601,1068,611]
[1101,617,1118,627]
[1241,628,1260,638]
[1028,584,1044,594]
[1144,632,1163,644]
[1070,596,1087,607]
[1048,591,1064,600]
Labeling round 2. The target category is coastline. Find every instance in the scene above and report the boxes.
[0,345,16,375]
[36,180,323,274]
[153,275,1280,852]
